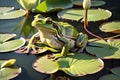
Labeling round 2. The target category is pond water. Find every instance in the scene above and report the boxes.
[0,0,120,80]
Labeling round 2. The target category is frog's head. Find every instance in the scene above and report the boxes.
[32,14,58,33]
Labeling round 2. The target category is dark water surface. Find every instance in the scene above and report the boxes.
[0,0,120,80]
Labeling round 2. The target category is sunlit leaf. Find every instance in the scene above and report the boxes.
[35,0,73,13]
[0,34,26,52]
[86,39,120,59]
[33,55,59,74]
[0,34,16,42]
[17,0,38,10]
[1,59,16,68]
[0,7,26,19]
[0,59,21,80]
[100,21,120,33]
[72,0,106,7]
[0,7,14,13]
[57,8,112,21]
[58,53,104,77]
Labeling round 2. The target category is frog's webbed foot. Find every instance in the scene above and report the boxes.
[16,45,39,54]
[47,53,63,60]
[16,47,30,54]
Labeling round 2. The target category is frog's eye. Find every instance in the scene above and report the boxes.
[44,17,53,24]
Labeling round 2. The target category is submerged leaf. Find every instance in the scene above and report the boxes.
[0,59,21,80]
[14,14,36,37]
[35,0,73,13]
[57,8,112,21]
[111,67,120,77]
[0,7,26,19]
[100,21,120,33]
[33,55,59,74]
[57,53,104,77]
[99,67,120,80]
[0,34,26,52]
[99,74,120,80]
[86,39,120,59]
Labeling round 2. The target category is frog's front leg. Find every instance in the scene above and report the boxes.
[16,32,41,54]
[47,42,71,60]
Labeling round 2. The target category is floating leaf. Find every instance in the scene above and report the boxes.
[100,21,120,33]
[0,34,26,52]
[72,0,106,7]
[1,59,16,68]
[17,0,37,10]
[99,74,120,80]
[0,7,26,19]
[0,59,21,80]
[35,0,73,13]
[86,39,120,59]
[57,53,104,77]
[33,55,59,74]
[0,34,16,42]
[57,8,112,21]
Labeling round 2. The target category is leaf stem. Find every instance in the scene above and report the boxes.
[84,9,103,40]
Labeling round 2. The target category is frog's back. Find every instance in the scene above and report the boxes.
[58,22,78,37]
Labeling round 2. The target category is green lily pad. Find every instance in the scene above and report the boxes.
[57,53,104,77]
[33,55,59,74]
[100,21,120,33]
[99,74,120,80]
[57,8,112,21]
[0,59,22,80]
[86,39,120,59]
[0,34,16,43]
[0,34,26,52]
[73,0,106,7]
[17,0,37,10]
[0,7,26,19]
[35,0,73,13]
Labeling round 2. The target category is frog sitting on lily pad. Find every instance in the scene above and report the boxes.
[17,14,88,59]
[16,14,104,77]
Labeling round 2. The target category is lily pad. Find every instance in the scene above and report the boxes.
[57,53,104,77]
[0,34,16,43]
[33,55,59,74]
[0,59,22,80]
[0,34,26,52]
[100,21,120,33]
[72,0,106,7]
[0,7,26,19]
[57,8,112,21]
[86,39,120,59]
[35,0,73,13]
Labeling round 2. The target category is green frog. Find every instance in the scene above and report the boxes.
[17,14,88,59]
